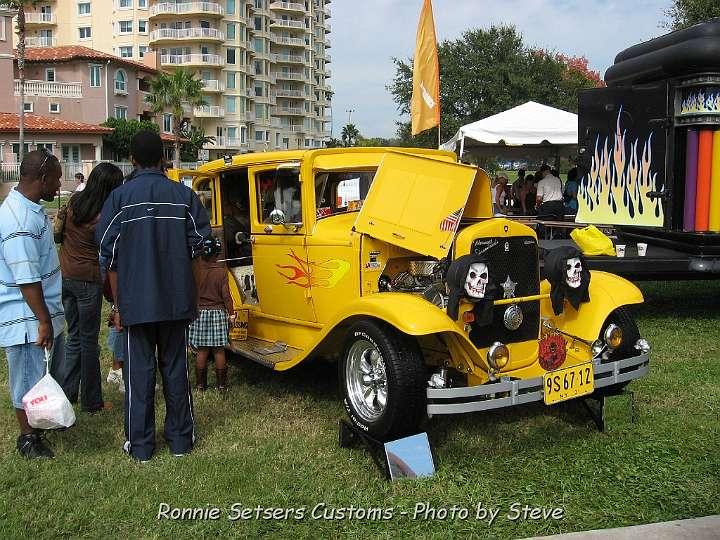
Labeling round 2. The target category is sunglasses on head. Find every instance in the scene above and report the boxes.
[38,147,54,177]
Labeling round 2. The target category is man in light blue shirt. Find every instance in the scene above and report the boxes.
[0,149,65,459]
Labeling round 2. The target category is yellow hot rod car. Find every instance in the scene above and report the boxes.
[170,148,650,439]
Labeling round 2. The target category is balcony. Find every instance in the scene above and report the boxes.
[325,37,331,48]
[150,2,224,18]
[270,34,305,47]
[149,27,224,44]
[269,1,306,13]
[25,12,56,25]
[201,79,225,93]
[138,90,151,112]
[194,105,225,117]
[271,53,304,64]
[270,19,305,30]
[271,106,304,116]
[272,89,307,99]
[25,36,57,47]
[15,80,81,98]
[325,22,331,33]
[160,54,224,67]
[287,125,306,133]
[273,71,306,82]
[325,52,332,63]
[213,137,247,149]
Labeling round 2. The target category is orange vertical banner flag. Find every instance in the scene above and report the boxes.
[695,129,713,231]
[411,0,440,136]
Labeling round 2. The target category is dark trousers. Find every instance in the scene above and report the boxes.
[53,278,104,411]
[124,320,194,461]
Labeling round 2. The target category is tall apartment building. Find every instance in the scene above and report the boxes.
[15,0,333,157]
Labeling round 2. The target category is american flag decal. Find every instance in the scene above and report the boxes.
[440,208,463,232]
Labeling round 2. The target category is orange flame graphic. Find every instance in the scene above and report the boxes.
[577,108,664,227]
[276,250,350,289]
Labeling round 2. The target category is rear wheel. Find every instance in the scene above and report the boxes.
[596,307,640,395]
[340,320,426,440]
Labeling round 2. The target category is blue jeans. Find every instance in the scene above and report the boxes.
[53,278,104,411]
[5,335,65,409]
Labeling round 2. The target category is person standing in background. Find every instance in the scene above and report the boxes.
[53,163,123,413]
[535,164,565,219]
[0,149,65,458]
[564,167,580,215]
[74,173,86,193]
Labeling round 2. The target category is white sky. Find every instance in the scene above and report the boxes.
[328,0,670,139]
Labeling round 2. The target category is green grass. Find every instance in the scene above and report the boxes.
[0,281,718,538]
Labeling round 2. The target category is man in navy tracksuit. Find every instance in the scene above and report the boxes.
[97,131,210,462]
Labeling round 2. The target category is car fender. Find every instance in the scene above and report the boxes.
[327,292,461,336]
[540,271,643,342]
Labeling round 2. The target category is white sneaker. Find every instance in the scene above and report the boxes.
[107,368,125,392]
[107,368,123,385]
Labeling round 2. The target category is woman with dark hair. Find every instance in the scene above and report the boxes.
[54,162,123,413]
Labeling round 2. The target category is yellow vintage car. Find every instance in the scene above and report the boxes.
[170,148,650,439]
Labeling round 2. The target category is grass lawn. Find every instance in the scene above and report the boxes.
[0,280,718,538]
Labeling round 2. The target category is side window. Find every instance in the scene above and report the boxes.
[256,168,302,225]
[315,170,376,219]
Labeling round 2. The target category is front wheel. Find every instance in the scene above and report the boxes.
[340,320,426,440]
[596,307,640,395]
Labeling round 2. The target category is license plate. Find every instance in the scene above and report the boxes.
[543,362,594,405]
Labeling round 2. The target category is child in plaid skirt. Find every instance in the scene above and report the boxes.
[189,237,234,390]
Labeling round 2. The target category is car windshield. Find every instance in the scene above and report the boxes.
[314,169,376,220]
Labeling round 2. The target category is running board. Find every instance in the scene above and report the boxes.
[229,337,301,368]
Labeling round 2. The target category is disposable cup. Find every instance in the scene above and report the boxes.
[615,244,626,257]
[637,243,647,257]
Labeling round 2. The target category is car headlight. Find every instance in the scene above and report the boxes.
[603,324,623,349]
[487,342,509,370]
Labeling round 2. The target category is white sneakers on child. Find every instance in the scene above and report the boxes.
[107,368,125,393]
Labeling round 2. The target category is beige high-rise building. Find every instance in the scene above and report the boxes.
[15,0,332,157]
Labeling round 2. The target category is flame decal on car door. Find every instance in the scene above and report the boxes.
[276,249,350,289]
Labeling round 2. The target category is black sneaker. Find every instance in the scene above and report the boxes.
[17,433,54,459]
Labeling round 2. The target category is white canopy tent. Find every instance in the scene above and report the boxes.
[440,101,578,161]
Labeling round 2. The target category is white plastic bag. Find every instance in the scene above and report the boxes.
[21,349,75,430]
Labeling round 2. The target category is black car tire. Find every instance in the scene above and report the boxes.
[596,307,640,395]
[340,320,426,440]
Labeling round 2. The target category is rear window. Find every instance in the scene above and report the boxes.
[315,170,376,220]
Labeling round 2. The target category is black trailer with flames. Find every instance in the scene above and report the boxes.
[572,18,720,279]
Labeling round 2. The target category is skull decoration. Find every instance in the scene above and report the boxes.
[465,262,489,298]
[565,257,582,289]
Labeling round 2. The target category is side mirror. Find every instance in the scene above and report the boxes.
[270,208,285,225]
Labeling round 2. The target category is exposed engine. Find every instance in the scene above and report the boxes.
[378,259,449,309]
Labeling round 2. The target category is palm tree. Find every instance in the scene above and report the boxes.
[341,123,360,147]
[146,68,204,169]
[180,125,215,162]
[8,1,42,161]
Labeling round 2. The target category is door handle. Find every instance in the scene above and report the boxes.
[264,225,273,233]
[392,232,406,239]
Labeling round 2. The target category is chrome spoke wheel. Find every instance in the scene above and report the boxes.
[345,339,388,423]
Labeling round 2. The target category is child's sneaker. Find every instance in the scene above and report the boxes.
[107,368,125,393]
[107,368,122,385]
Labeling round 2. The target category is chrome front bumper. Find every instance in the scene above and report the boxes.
[426,353,649,416]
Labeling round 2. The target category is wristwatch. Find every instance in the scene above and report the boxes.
[110,304,118,314]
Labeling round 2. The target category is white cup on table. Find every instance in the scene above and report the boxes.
[637,243,647,257]
[615,244,626,257]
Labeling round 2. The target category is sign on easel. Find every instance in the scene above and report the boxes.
[384,432,435,480]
